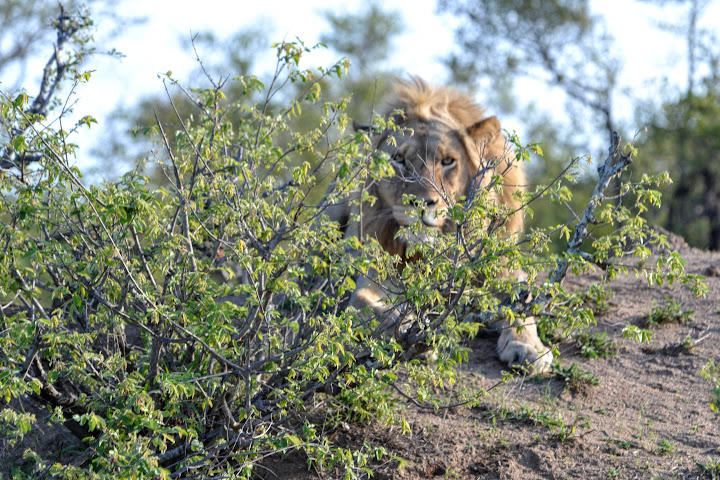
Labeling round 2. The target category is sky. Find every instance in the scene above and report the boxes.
[90,0,454,83]
[14,0,720,170]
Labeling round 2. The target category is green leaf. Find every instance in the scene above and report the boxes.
[12,135,27,154]
[30,379,42,395]
[13,93,28,108]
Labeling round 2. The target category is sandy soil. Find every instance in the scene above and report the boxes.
[261,237,720,480]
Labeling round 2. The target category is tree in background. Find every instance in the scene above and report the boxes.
[441,0,720,251]
[95,1,404,182]
[635,0,720,250]
[636,0,713,97]
[439,0,619,142]
[0,0,136,90]
[0,1,136,174]
[318,1,404,122]
[320,2,400,72]
[1,0,89,87]
[641,84,720,249]
[1,4,98,171]
[439,0,624,248]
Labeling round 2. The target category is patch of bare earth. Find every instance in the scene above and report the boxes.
[262,239,720,480]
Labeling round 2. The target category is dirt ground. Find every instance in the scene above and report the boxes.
[261,235,720,480]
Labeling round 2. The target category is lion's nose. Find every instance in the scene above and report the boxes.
[412,198,436,207]
[419,198,441,227]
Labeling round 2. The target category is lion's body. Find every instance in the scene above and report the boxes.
[327,78,552,372]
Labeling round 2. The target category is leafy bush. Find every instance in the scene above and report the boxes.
[696,456,720,480]
[701,359,720,413]
[552,361,600,389]
[576,331,617,359]
[644,296,694,326]
[0,10,708,479]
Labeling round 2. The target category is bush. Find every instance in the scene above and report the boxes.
[0,11,708,479]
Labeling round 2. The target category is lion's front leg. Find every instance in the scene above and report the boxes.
[496,316,553,374]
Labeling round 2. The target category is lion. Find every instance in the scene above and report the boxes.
[326,77,553,373]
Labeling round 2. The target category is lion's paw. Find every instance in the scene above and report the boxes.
[497,335,553,374]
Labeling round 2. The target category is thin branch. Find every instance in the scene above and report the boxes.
[466,131,632,326]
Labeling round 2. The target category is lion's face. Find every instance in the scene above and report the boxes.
[375,119,472,235]
[371,113,508,245]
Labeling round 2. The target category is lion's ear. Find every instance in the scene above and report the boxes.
[466,116,501,142]
[353,120,372,132]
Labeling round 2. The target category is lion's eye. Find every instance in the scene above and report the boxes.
[391,153,406,169]
[440,157,456,167]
